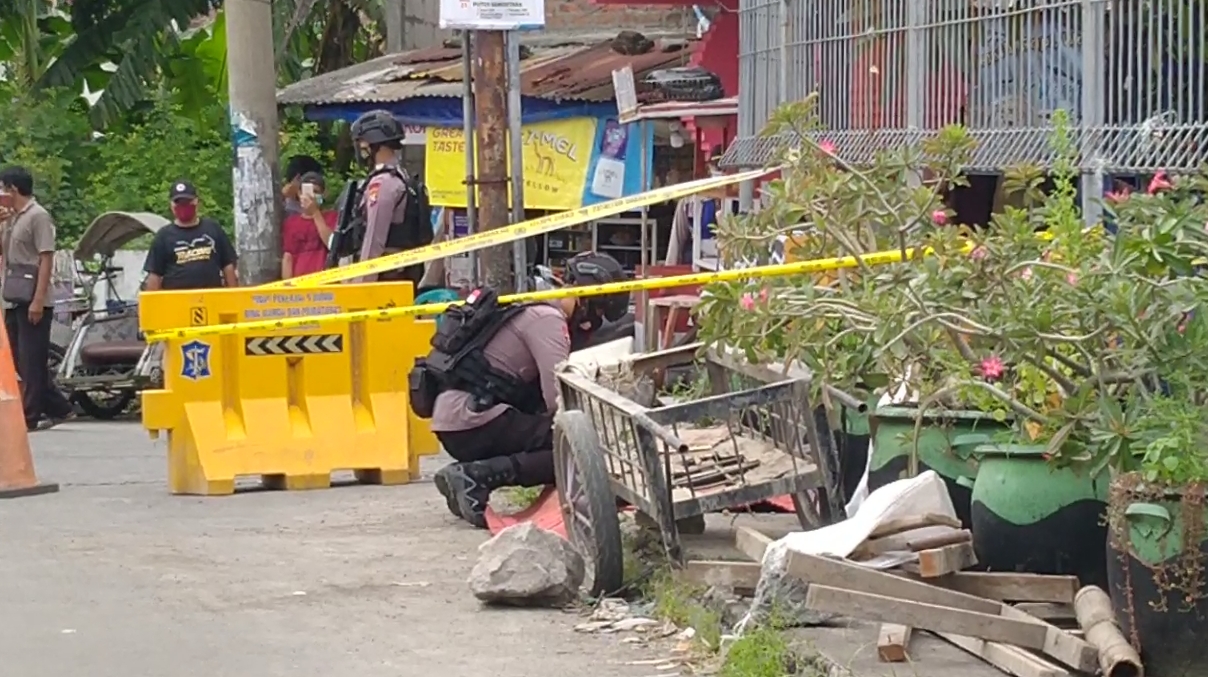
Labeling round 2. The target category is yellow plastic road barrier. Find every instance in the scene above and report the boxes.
[139,282,438,495]
[147,244,967,343]
[266,168,776,289]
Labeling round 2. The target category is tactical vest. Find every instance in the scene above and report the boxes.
[407,287,545,419]
[367,166,434,251]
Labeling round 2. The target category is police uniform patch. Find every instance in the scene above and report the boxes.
[366,181,381,208]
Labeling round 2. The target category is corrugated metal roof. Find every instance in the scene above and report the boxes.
[277,37,699,107]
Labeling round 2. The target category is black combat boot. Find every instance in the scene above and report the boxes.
[433,464,465,518]
[440,456,518,529]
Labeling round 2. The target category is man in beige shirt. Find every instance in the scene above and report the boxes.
[0,166,74,431]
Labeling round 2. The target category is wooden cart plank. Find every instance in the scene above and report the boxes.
[940,632,1072,677]
[803,586,1049,649]
[877,624,913,662]
[734,526,774,563]
[926,573,1080,604]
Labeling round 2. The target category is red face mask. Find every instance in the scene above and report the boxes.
[172,202,198,223]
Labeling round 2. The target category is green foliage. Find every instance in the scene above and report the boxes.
[697,98,1208,487]
[0,79,326,246]
[0,83,98,241]
[720,624,793,677]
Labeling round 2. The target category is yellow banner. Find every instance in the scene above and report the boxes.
[425,118,597,211]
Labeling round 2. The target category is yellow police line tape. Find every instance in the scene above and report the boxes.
[263,168,777,289]
[145,245,946,343]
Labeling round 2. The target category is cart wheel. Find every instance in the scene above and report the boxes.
[791,490,836,530]
[554,409,625,598]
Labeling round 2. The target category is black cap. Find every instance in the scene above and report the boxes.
[169,180,198,202]
[298,171,326,191]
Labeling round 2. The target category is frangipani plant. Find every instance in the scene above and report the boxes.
[698,101,1208,483]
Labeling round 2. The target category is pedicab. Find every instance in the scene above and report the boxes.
[552,341,848,596]
[57,211,169,419]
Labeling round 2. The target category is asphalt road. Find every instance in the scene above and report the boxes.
[0,422,659,677]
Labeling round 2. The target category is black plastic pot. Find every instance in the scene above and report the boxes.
[1107,476,1208,677]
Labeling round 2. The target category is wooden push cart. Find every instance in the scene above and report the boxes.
[552,343,847,596]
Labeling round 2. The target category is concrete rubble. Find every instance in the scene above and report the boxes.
[468,522,585,607]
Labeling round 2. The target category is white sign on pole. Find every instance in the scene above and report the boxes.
[613,66,639,123]
[439,0,546,30]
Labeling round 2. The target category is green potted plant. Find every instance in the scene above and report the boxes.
[694,96,991,520]
[865,117,1116,587]
[1088,171,1208,677]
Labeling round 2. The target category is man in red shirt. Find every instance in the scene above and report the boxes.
[281,171,336,278]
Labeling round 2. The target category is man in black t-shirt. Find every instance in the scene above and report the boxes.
[143,181,239,291]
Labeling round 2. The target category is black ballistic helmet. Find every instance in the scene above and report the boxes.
[350,110,405,146]
[564,252,629,322]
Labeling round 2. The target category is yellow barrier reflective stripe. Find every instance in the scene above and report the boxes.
[265,168,776,289]
[145,244,955,343]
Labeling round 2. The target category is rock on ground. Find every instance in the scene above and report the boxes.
[469,522,585,606]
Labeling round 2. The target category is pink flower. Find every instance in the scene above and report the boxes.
[1066,272,1079,286]
[970,246,988,261]
[1178,321,1188,335]
[931,209,948,225]
[979,355,1005,382]
[817,140,836,155]
[759,288,769,303]
[1019,267,1033,281]
[1105,190,1130,204]
[1148,171,1173,194]
[739,293,756,311]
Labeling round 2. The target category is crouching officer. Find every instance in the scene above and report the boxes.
[408,252,630,528]
[344,109,441,287]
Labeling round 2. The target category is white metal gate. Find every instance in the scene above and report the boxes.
[726,0,1208,176]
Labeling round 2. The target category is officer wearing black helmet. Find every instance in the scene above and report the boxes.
[409,251,630,528]
[346,109,439,286]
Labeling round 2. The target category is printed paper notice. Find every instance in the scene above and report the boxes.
[439,0,545,30]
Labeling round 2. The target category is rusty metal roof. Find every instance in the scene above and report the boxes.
[276,37,699,107]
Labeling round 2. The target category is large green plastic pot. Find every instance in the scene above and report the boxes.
[970,444,1109,588]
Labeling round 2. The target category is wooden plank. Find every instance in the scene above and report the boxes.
[681,560,761,591]
[734,526,774,563]
[784,551,1003,615]
[908,528,972,551]
[914,542,978,578]
[877,624,913,662]
[999,605,1099,673]
[1013,603,1076,621]
[785,551,1099,672]
[803,586,1049,649]
[940,632,1071,677]
[926,572,1080,604]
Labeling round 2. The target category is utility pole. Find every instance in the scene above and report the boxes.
[384,0,405,53]
[225,0,282,285]
[505,32,527,292]
[472,30,514,292]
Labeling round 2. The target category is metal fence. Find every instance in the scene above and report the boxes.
[725,0,1208,176]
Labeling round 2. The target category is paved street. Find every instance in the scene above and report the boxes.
[0,422,657,677]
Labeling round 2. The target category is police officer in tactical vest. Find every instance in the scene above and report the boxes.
[409,252,630,528]
[347,110,440,286]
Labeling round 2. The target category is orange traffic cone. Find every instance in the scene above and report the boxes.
[0,306,58,499]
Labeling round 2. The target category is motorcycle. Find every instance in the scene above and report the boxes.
[57,211,170,419]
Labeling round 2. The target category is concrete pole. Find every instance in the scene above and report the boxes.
[384,0,405,53]
[225,0,282,285]
[472,30,513,292]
